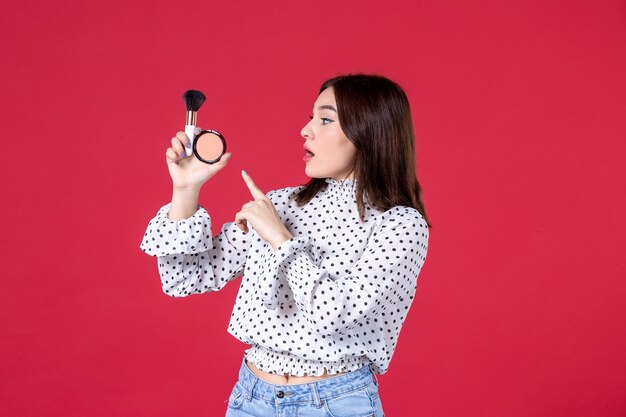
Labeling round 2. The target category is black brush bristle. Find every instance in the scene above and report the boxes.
[182,90,206,112]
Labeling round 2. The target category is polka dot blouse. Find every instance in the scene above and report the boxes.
[140,178,429,376]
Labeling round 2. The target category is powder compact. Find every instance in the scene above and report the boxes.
[192,129,227,164]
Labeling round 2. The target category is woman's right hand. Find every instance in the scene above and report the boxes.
[166,128,231,190]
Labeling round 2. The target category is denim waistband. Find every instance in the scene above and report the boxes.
[236,356,378,404]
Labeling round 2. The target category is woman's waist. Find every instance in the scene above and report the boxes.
[243,344,370,379]
[245,358,348,385]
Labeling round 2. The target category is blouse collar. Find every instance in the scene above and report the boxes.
[325,177,358,202]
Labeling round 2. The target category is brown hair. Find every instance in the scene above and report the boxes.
[294,73,432,228]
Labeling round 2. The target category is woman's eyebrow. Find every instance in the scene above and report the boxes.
[313,105,337,113]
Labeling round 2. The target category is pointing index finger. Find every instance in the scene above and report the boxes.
[241,170,266,200]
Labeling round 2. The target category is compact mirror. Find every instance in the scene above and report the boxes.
[193,129,227,164]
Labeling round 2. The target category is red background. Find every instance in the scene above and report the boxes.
[1,0,625,416]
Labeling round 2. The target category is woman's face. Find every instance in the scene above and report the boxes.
[300,87,357,180]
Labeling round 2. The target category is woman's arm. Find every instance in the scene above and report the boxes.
[168,186,201,220]
[258,208,429,336]
[139,200,251,297]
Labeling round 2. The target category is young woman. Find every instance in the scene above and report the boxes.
[140,74,431,417]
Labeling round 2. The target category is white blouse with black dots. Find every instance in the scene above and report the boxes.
[140,178,429,376]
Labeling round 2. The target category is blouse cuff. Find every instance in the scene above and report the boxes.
[257,236,322,310]
[139,202,212,257]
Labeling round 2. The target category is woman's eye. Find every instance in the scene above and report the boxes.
[308,115,334,125]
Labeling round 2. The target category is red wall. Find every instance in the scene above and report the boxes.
[1,0,625,416]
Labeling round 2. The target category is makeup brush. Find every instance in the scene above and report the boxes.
[182,90,206,157]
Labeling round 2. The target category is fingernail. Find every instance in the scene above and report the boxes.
[242,169,247,176]
[227,153,232,160]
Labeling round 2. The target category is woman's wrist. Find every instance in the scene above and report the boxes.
[169,186,202,220]
[269,229,293,251]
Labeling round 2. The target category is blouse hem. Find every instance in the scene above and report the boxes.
[244,345,370,377]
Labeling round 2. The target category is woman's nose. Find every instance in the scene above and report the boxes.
[301,125,312,140]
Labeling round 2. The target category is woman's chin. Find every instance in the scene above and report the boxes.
[305,162,337,180]
[304,165,318,177]
[306,166,335,179]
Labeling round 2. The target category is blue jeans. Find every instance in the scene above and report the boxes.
[225,356,385,417]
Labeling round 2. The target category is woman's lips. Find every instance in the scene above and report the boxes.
[303,146,315,161]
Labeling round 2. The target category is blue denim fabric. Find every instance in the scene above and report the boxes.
[225,357,385,417]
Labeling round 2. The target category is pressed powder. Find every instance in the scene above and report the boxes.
[193,129,226,164]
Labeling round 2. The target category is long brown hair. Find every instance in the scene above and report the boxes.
[294,74,432,228]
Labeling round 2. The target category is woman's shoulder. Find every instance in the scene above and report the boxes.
[375,204,428,228]
[266,185,306,205]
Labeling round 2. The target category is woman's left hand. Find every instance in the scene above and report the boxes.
[235,170,293,250]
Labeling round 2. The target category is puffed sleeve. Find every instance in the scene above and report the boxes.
[259,211,429,336]
[139,202,251,297]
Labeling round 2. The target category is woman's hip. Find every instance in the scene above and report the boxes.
[225,355,385,417]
